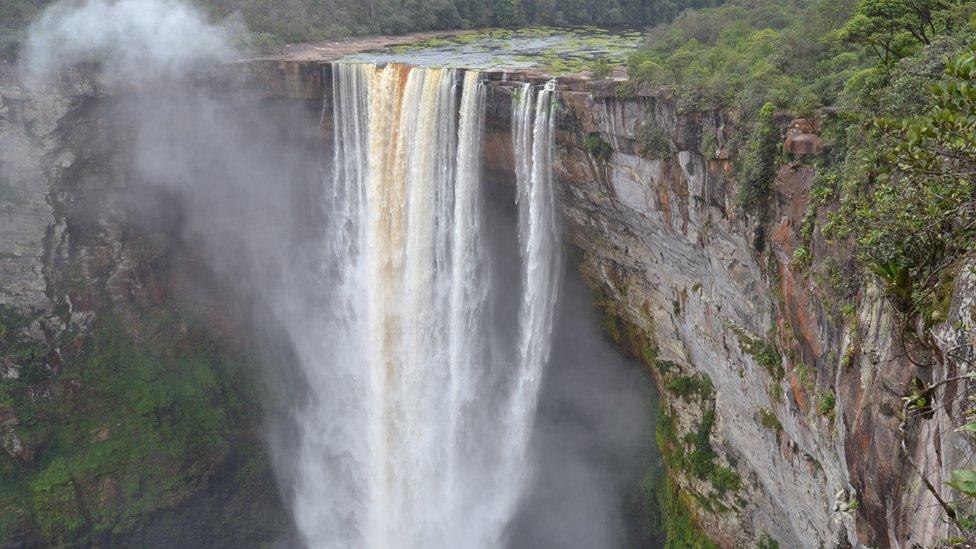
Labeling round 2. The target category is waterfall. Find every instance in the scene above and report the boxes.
[289,63,560,549]
[508,80,562,497]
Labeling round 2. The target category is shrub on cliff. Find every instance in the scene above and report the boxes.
[826,44,976,322]
[738,102,781,221]
[588,58,614,79]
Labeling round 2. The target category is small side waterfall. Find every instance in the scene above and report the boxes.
[510,80,562,483]
[285,63,561,549]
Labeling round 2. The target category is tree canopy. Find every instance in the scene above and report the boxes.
[1,0,725,60]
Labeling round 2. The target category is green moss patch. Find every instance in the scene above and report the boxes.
[666,374,714,403]
[585,132,614,162]
[656,471,718,549]
[727,323,784,381]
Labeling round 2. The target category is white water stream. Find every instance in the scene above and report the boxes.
[290,64,561,549]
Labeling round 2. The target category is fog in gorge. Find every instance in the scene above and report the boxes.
[18,1,661,547]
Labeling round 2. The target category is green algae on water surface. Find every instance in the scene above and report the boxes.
[344,26,642,75]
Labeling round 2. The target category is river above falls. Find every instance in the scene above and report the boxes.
[340,27,641,74]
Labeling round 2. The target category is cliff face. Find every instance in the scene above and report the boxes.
[536,88,852,547]
[2,58,974,548]
[477,68,975,546]
[0,73,292,545]
[481,78,851,546]
[516,84,976,548]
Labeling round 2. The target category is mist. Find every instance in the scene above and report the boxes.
[18,1,660,547]
[22,0,239,85]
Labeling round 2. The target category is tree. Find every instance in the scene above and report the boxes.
[489,0,524,26]
[833,44,976,319]
[841,0,963,63]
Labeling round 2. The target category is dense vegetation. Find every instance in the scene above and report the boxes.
[0,0,722,60]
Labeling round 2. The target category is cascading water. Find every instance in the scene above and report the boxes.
[509,80,562,488]
[288,63,562,548]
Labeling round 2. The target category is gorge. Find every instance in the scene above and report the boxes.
[3,1,976,548]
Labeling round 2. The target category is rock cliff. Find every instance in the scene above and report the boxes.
[2,57,974,548]
[483,71,975,547]
[513,80,975,548]
[0,70,292,545]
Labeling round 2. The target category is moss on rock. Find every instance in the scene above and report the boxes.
[0,308,287,545]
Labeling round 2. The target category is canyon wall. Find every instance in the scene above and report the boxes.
[516,80,975,548]
[239,61,976,547]
[2,58,974,547]
[0,71,294,545]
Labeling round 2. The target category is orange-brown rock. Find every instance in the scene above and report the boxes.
[784,118,824,156]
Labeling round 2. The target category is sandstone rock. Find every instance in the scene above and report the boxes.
[784,118,824,157]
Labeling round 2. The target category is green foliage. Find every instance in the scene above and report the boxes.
[948,469,976,497]
[0,310,264,541]
[638,122,676,159]
[792,245,813,269]
[656,407,684,468]
[585,132,614,162]
[817,391,837,421]
[708,466,742,496]
[28,459,85,542]
[729,324,784,381]
[656,409,722,544]
[827,44,976,322]
[840,0,968,64]
[657,473,719,549]
[666,374,715,402]
[657,360,681,375]
[598,299,624,345]
[588,57,614,79]
[686,409,717,479]
[656,391,738,537]
[640,341,659,366]
[625,0,861,113]
[490,0,524,27]
[758,407,782,434]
